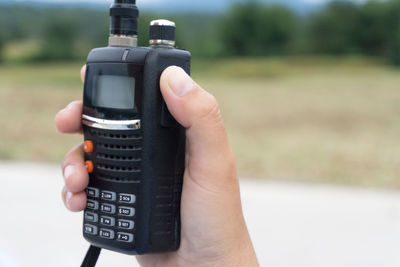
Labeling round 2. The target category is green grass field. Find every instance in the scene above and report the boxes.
[1,57,400,189]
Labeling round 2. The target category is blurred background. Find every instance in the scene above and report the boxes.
[1,0,400,189]
[1,0,400,267]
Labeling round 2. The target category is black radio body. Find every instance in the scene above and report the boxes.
[81,0,190,255]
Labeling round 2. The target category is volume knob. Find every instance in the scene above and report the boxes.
[149,19,176,47]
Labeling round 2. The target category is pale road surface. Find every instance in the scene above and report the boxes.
[0,161,400,267]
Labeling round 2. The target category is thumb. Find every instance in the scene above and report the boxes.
[160,66,236,191]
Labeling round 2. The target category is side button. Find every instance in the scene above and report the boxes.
[84,140,94,153]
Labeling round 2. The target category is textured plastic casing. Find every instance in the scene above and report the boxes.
[82,45,191,255]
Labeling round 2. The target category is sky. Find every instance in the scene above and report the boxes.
[8,0,365,13]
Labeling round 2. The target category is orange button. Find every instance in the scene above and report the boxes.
[85,161,94,174]
[84,140,94,153]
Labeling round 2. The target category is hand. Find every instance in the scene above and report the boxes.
[55,66,259,267]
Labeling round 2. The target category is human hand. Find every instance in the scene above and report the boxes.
[55,66,259,267]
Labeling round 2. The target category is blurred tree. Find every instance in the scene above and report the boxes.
[219,3,298,56]
[36,15,78,61]
[0,34,4,62]
[308,1,361,54]
[382,0,400,65]
[355,1,389,56]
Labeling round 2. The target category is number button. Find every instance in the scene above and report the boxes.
[87,200,99,210]
[101,204,116,214]
[99,229,115,240]
[118,207,135,217]
[119,194,136,204]
[117,233,134,243]
[84,224,98,236]
[87,187,100,198]
[100,216,115,227]
[84,212,98,223]
[117,219,134,230]
[101,191,117,201]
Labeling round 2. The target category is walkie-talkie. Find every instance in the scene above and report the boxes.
[81,0,190,257]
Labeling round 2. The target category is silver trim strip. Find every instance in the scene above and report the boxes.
[82,115,141,131]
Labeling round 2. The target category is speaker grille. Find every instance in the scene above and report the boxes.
[84,126,143,182]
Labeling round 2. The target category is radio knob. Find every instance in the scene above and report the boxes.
[149,19,176,47]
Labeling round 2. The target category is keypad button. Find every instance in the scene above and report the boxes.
[87,187,100,198]
[87,200,99,210]
[84,212,99,223]
[84,224,98,235]
[101,204,116,214]
[99,229,115,240]
[117,233,134,243]
[100,216,115,227]
[118,206,135,217]
[119,194,136,204]
[101,191,117,201]
[117,219,134,230]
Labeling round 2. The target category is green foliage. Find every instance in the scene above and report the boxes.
[35,15,78,61]
[0,35,4,62]
[220,3,298,56]
[3,1,400,65]
[308,2,360,54]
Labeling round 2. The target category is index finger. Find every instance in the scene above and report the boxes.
[55,100,83,134]
[55,65,86,134]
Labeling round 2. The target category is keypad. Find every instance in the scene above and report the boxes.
[84,187,136,244]
[118,219,134,230]
[84,224,98,235]
[101,191,117,201]
[85,212,99,223]
[100,229,115,239]
[87,200,99,210]
[119,194,136,204]
[117,233,134,243]
[100,216,115,227]
[118,207,135,217]
[101,203,116,214]
[87,187,100,198]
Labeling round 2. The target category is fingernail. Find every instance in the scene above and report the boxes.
[64,165,75,182]
[168,68,195,97]
[66,191,72,209]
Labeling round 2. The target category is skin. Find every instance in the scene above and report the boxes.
[55,66,259,267]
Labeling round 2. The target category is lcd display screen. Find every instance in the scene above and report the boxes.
[92,75,135,109]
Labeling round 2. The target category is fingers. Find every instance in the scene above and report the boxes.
[160,66,236,190]
[58,65,88,212]
[55,100,83,134]
[81,65,86,82]
[61,144,89,211]
[62,187,87,212]
[55,65,86,134]
[62,144,89,193]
